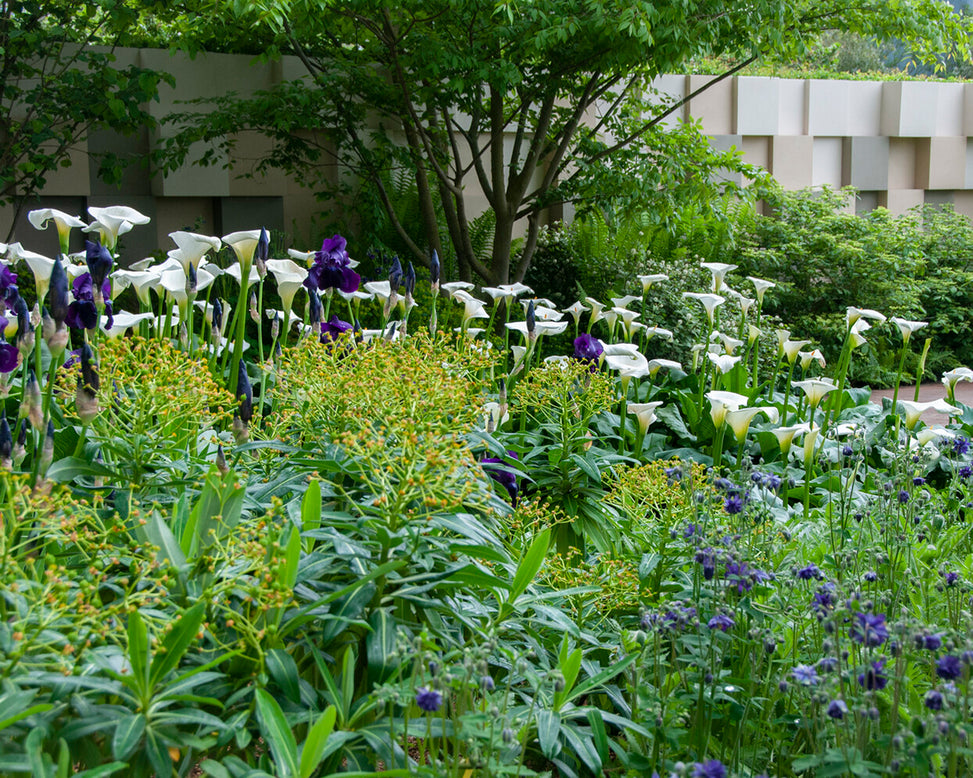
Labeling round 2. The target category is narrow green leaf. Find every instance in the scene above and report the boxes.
[509,528,550,604]
[365,610,396,685]
[199,760,231,778]
[144,727,172,778]
[255,688,299,778]
[586,708,610,765]
[150,602,205,689]
[553,647,582,711]
[302,479,322,551]
[56,738,69,778]
[74,763,129,778]
[281,525,301,590]
[126,609,149,689]
[0,703,53,732]
[299,705,337,778]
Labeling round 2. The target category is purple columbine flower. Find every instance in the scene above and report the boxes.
[708,614,735,632]
[415,687,442,712]
[858,659,889,690]
[796,564,823,581]
[937,655,963,680]
[953,437,970,456]
[851,612,889,647]
[960,465,973,480]
[943,571,960,587]
[692,761,726,778]
[925,689,944,710]
[897,489,910,504]
[66,273,113,331]
[695,548,718,580]
[320,315,354,344]
[723,493,747,514]
[916,633,943,651]
[306,234,360,294]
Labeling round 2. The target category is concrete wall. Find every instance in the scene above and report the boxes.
[12,48,973,261]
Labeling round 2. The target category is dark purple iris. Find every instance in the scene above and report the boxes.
[85,239,113,290]
[482,452,519,505]
[320,315,354,343]
[851,612,889,647]
[573,333,603,366]
[0,337,17,373]
[0,264,17,307]
[66,273,113,331]
[306,234,360,294]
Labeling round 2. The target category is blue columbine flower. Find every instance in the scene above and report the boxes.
[792,664,819,686]
[937,655,963,680]
[723,493,747,514]
[916,632,943,651]
[851,612,889,647]
[707,614,735,632]
[415,687,442,712]
[960,465,973,480]
[953,436,970,456]
[306,234,360,294]
[925,689,944,710]
[692,760,726,778]
[943,571,960,587]
[897,489,910,504]
[858,659,889,690]
[796,563,823,581]
[695,548,718,580]
[827,699,848,719]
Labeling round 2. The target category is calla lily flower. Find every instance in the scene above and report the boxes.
[9,244,56,300]
[564,300,589,325]
[101,310,155,338]
[224,263,261,287]
[85,206,151,251]
[683,292,725,324]
[509,344,528,376]
[890,316,928,344]
[505,319,567,339]
[942,366,973,400]
[917,426,956,446]
[706,390,749,427]
[602,341,640,357]
[725,406,779,443]
[534,305,564,322]
[644,326,674,341]
[266,258,308,314]
[747,324,762,345]
[628,401,663,434]
[701,262,737,293]
[846,307,886,328]
[637,274,668,293]
[440,281,475,299]
[611,295,641,309]
[605,352,650,379]
[738,296,756,317]
[850,318,871,349]
[648,358,682,377]
[772,423,811,456]
[28,208,86,255]
[460,298,490,326]
[793,378,837,410]
[799,349,826,370]
[585,297,606,325]
[897,398,961,430]
[168,231,221,271]
[708,353,742,374]
[782,340,812,364]
[720,333,744,355]
[748,277,776,305]
[113,267,165,307]
[222,229,263,271]
[160,265,216,307]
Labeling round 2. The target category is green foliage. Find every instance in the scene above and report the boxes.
[0,1,171,233]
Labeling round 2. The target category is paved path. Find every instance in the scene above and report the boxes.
[870,382,973,424]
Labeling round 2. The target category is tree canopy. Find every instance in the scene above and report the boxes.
[160,0,972,283]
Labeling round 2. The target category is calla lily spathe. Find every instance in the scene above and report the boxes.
[222,230,263,271]
[700,262,737,293]
[890,316,928,344]
[725,406,779,443]
[168,231,222,271]
[683,292,725,324]
[793,378,837,409]
[86,206,151,251]
[28,208,86,255]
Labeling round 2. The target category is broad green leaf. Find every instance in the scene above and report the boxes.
[299,705,337,778]
[255,688,299,778]
[112,713,146,761]
[266,648,302,704]
[535,709,561,759]
[365,610,396,685]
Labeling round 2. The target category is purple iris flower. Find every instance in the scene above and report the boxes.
[482,452,519,505]
[573,334,603,366]
[851,612,889,647]
[320,315,354,343]
[0,264,18,307]
[85,240,113,290]
[306,234,360,294]
[66,273,113,331]
[48,257,69,326]
[415,687,442,712]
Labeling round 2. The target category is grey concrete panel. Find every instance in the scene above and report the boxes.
[686,75,733,135]
[771,136,814,189]
[216,196,285,236]
[735,77,779,135]
[842,137,889,191]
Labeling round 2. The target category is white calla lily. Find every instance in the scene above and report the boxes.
[85,206,151,251]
